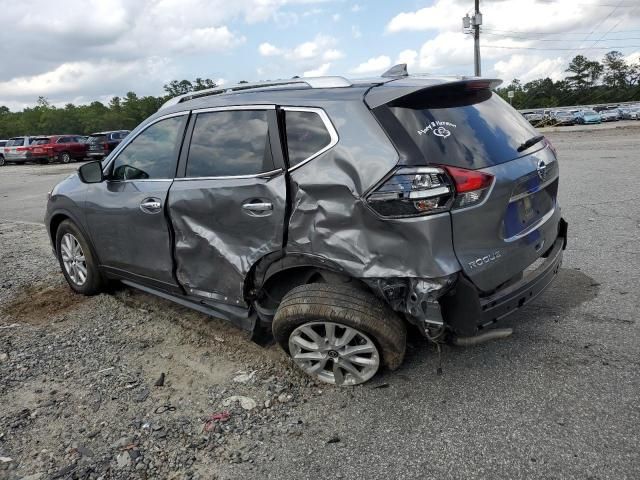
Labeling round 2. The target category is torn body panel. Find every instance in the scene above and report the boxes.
[284,100,462,281]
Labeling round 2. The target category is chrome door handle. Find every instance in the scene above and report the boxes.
[242,202,273,212]
[140,198,162,214]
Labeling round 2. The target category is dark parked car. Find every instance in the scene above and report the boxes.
[30,135,88,163]
[45,67,567,385]
[0,140,6,166]
[86,130,130,159]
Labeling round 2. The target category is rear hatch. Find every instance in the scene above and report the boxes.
[368,80,562,293]
[87,134,107,151]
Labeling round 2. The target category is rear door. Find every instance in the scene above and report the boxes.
[168,106,286,307]
[383,87,562,292]
[84,113,188,291]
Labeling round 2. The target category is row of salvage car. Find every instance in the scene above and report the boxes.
[0,130,129,166]
[522,105,640,127]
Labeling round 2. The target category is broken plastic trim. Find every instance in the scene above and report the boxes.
[364,274,457,331]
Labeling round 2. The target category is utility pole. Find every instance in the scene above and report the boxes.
[463,1,483,76]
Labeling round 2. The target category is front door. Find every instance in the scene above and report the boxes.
[167,106,287,306]
[84,113,188,291]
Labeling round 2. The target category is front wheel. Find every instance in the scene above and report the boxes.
[55,220,103,295]
[59,152,72,164]
[272,283,406,386]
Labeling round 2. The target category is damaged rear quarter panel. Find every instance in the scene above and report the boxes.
[285,100,461,279]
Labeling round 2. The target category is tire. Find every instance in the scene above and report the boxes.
[55,220,103,295]
[59,152,71,164]
[0,156,5,167]
[273,283,406,385]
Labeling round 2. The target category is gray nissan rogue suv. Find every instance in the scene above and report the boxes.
[45,65,568,386]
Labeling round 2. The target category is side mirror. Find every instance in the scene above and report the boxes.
[78,161,104,184]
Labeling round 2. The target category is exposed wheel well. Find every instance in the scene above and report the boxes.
[255,266,371,315]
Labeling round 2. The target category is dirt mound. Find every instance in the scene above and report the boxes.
[2,284,86,324]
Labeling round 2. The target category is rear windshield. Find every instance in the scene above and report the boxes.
[88,135,106,143]
[388,90,539,169]
[6,137,26,147]
[33,138,52,145]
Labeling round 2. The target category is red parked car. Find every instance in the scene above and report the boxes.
[30,135,88,164]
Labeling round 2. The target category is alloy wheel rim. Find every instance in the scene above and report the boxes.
[60,233,87,286]
[288,321,380,386]
[62,153,70,163]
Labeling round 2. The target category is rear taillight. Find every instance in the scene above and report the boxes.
[367,165,494,217]
[366,167,454,217]
[441,165,494,209]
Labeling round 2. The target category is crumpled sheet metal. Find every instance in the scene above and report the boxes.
[285,102,462,279]
[168,175,287,305]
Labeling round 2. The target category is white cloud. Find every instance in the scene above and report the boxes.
[494,55,565,83]
[396,49,418,70]
[387,0,464,33]
[350,56,391,75]
[0,58,171,99]
[351,25,362,39]
[323,49,344,61]
[303,63,331,77]
[258,35,341,63]
[259,42,283,56]
[351,4,362,13]
[332,13,341,22]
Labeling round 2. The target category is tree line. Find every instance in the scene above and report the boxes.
[0,78,223,138]
[496,50,640,110]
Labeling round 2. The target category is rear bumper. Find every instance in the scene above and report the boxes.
[441,218,568,335]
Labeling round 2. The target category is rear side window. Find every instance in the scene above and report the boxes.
[284,110,332,167]
[6,138,25,147]
[186,110,274,177]
[33,138,52,145]
[387,90,539,169]
[111,116,186,181]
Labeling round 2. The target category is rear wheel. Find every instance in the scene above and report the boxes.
[0,156,5,167]
[59,152,71,164]
[273,283,406,386]
[55,220,103,295]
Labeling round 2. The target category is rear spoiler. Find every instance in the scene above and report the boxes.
[364,77,503,109]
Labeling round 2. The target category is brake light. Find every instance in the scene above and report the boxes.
[16,147,28,152]
[441,165,494,208]
[366,167,454,217]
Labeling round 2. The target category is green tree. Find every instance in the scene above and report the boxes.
[602,51,629,88]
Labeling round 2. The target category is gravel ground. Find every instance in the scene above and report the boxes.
[1,126,639,479]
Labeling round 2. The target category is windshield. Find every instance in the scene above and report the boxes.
[388,90,539,168]
[583,110,597,115]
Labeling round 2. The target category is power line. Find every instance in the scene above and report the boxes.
[481,28,640,36]
[483,44,640,50]
[483,32,640,42]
